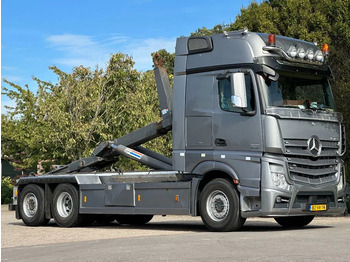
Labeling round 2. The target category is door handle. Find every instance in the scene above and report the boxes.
[215,138,227,146]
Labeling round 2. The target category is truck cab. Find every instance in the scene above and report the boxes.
[172,30,346,220]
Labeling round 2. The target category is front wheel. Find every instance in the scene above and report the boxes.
[19,184,50,226]
[52,184,82,227]
[199,178,245,232]
[274,216,314,228]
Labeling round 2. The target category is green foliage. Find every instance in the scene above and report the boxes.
[2,53,172,172]
[1,176,14,204]
[151,49,175,75]
[191,24,227,36]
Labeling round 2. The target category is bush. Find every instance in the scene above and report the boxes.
[1,176,14,204]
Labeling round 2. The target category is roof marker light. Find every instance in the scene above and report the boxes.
[268,34,276,47]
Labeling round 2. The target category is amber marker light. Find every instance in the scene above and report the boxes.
[322,44,329,55]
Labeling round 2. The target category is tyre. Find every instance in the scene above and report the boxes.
[52,183,82,227]
[115,215,153,225]
[199,178,246,232]
[19,184,50,226]
[274,216,314,228]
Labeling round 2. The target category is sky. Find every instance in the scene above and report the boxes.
[1,0,258,112]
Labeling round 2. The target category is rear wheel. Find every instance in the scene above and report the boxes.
[199,178,245,232]
[115,215,153,225]
[52,184,82,227]
[19,184,50,226]
[274,216,314,228]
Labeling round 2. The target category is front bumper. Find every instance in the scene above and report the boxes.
[259,186,346,217]
[241,156,346,218]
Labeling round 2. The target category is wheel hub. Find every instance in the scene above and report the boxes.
[56,192,73,218]
[214,198,225,212]
[23,193,38,218]
[207,190,229,221]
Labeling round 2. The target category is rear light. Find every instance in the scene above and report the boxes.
[268,34,276,47]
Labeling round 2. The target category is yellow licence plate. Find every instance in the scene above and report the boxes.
[309,204,327,212]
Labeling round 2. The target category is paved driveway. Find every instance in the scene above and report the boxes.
[2,205,350,261]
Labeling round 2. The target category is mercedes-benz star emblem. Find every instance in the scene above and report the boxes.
[307,136,322,157]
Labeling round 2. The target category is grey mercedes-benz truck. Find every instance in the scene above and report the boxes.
[14,30,347,232]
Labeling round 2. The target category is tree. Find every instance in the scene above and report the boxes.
[151,49,175,75]
[2,52,174,173]
[2,53,143,172]
[1,176,14,204]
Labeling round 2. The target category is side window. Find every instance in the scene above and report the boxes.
[218,73,255,112]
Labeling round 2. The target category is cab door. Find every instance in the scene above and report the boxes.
[212,69,263,191]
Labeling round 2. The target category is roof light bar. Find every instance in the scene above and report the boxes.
[262,35,328,65]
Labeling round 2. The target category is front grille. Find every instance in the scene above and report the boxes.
[284,139,339,185]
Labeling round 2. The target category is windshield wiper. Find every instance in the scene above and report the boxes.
[275,105,300,108]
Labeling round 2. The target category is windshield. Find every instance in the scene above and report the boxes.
[261,71,335,111]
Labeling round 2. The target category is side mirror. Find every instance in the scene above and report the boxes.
[230,73,247,108]
[262,65,279,81]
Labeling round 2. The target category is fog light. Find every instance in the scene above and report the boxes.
[337,197,345,203]
[275,196,290,203]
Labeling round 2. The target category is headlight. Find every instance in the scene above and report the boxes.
[337,166,345,192]
[272,172,289,190]
[269,164,291,191]
[337,174,343,192]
